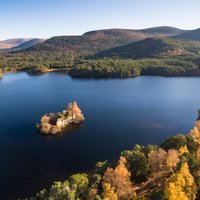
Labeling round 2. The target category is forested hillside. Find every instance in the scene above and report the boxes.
[1,26,200,78]
[91,38,200,59]
[69,38,200,78]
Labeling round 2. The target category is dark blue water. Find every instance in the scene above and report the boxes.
[0,72,200,199]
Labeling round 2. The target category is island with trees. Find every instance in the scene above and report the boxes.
[29,111,200,199]
[36,102,85,135]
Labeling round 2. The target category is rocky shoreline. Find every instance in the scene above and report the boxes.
[36,102,85,135]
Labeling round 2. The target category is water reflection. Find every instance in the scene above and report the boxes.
[27,72,49,76]
[27,70,69,77]
[0,72,28,82]
[40,123,83,140]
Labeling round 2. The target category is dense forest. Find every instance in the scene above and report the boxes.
[70,38,200,78]
[1,37,200,78]
[91,38,200,59]
[26,116,200,200]
[69,58,200,78]
[0,52,75,73]
[1,52,200,78]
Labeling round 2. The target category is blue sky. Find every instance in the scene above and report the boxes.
[1,0,200,40]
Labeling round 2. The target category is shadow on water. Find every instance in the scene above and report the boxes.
[39,123,83,139]
[27,70,69,77]
[27,72,49,76]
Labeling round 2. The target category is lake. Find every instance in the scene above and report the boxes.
[0,72,200,199]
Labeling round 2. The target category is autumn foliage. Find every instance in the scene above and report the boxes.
[102,156,136,200]
[31,117,200,200]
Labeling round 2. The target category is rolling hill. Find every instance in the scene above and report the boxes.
[140,26,187,36]
[25,26,188,55]
[9,38,45,52]
[91,38,191,59]
[0,38,34,49]
[174,28,200,41]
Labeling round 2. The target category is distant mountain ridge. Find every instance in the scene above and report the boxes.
[25,26,188,55]
[82,26,188,38]
[0,38,45,51]
[0,26,192,54]
[140,26,187,35]
[9,39,45,52]
[174,28,200,41]
[0,38,33,49]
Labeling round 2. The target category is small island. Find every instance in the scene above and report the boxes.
[36,101,85,135]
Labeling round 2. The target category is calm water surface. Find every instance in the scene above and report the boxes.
[0,72,200,199]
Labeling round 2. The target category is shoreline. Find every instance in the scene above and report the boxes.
[2,69,200,79]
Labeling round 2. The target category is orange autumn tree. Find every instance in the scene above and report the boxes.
[102,156,136,200]
[148,148,179,174]
[189,122,200,144]
[68,102,82,115]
